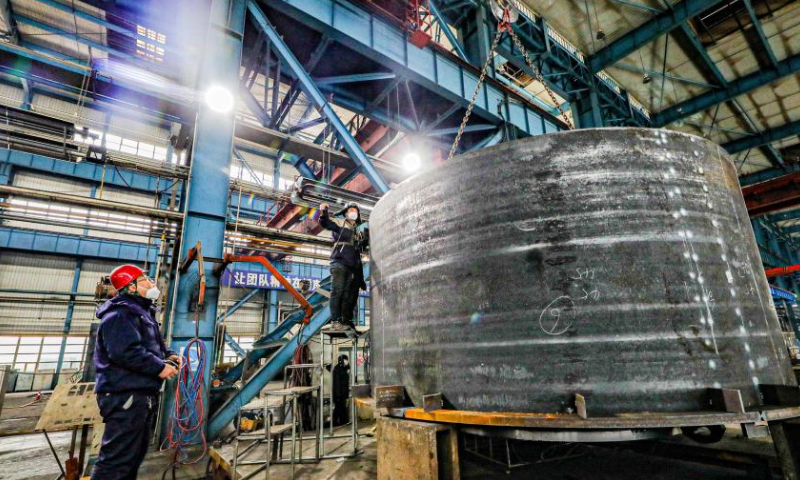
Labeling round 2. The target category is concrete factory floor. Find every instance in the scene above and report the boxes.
[0,391,49,436]
[0,390,780,480]
[0,425,773,480]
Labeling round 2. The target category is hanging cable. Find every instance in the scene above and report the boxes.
[162,295,208,471]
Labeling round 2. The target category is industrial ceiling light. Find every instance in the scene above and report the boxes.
[596,29,606,41]
[205,85,235,113]
[402,152,421,172]
[642,73,652,84]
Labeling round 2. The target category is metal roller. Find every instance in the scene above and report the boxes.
[369,128,796,418]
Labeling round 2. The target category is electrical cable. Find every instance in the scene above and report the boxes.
[111,162,134,188]
[162,309,208,472]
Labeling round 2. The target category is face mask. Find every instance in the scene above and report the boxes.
[145,287,161,300]
[347,212,358,221]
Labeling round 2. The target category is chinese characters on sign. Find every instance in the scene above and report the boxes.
[221,269,370,296]
[222,270,321,291]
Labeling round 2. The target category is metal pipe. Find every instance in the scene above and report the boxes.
[766,264,800,278]
[0,184,183,220]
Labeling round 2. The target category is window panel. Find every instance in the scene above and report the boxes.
[120,138,138,155]
[17,345,40,354]
[154,146,167,161]
[105,134,122,151]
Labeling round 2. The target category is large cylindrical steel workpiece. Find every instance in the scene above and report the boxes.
[369,128,796,417]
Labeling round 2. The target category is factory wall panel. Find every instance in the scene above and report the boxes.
[31,95,96,126]
[108,115,170,145]
[13,170,92,196]
[0,251,74,335]
[9,171,92,236]
[0,251,76,290]
[9,170,165,243]
[32,95,107,127]
[218,286,266,336]
[0,83,24,105]
[222,304,264,336]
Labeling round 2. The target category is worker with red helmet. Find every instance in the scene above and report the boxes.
[91,264,180,480]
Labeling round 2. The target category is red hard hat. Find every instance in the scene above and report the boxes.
[110,264,144,291]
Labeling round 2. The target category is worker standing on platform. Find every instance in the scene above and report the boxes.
[91,264,180,480]
[319,202,368,331]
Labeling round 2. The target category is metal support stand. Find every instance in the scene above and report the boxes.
[319,327,361,459]
[231,365,322,480]
[770,420,800,480]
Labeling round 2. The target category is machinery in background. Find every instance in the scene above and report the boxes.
[771,285,800,364]
[93,276,117,304]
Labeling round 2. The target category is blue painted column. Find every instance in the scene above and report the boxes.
[571,88,604,129]
[51,258,82,389]
[272,155,282,189]
[268,289,279,332]
[163,0,245,440]
[358,296,366,327]
[0,162,11,185]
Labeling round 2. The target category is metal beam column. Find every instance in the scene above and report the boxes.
[163,0,245,441]
[268,289,279,332]
[51,258,82,389]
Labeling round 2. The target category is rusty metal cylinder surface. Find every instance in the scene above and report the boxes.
[369,128,796,417]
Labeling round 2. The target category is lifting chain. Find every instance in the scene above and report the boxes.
[447,4,573,161]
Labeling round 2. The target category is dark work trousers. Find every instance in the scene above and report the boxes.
[91,392,157,480]
[330,264,361,323]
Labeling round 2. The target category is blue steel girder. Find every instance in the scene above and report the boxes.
[240,84,272,126]
[0,226,158,262]
[314,72,397,84]
[247,0,390,193]
[741,0,778,70]
[0,147,180,193]
[723,118,800,154]
[270,37,332,128]
[428,0,469,62]
[257,0,568,142]
[654,51,800,127]
[740,164,800,187]
[770,206,800,223]
[491,13,649,127]
[668,24,785,169]
[586,0,728,73]
[285,116,326,133]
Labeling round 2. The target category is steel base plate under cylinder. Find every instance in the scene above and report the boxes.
[369,128,799,432]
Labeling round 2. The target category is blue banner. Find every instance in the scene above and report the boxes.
[221,269,323,290]
[221,268,370,296]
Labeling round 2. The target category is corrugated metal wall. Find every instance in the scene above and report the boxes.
[0,253,123,335]
[8,171,161,242]
[0,252,74,334]
[218,287,265,336]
